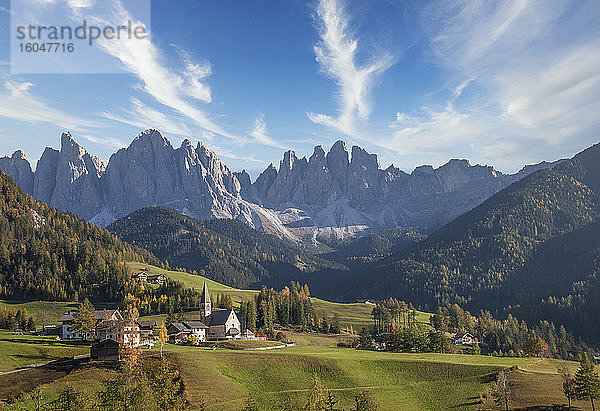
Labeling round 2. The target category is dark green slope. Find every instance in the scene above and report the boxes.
[347,143,600,341]
[107,206,342,289]
[0,171,158,302]
[321,228,426,268]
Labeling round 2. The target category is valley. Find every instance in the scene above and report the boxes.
[0,133,599,409]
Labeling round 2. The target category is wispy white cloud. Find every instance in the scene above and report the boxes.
[102,98,192,136]
[423,0,567,72]
[209,145,263,164]
[308,0,393,136]
[250,115,286,149]
[0,80,99,130]
[498,40,600,143]
[80,133,127,150]
[81,0,241,141]
[176,47,212,103]
[386,0,600,169]
[387,81,487,156]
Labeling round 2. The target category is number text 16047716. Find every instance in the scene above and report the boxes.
[18,43,74,53]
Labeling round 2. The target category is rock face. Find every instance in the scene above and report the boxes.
[49,132,106,220]
[247,140,561,240]
[33,147,59,203]
[101,131,253,225]
[0,131,560,242]
[0,130,258,230]
[0,150,34,194]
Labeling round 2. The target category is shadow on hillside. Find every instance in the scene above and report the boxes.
[479,372,498,384]
[2,337,90,347]
[0,360,84,402]
[454,396,483,407]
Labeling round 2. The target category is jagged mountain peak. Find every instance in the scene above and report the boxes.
[129,128,171,150]
[11,149,28,160]
[311,145,326,161]
[60,131,84,153]
[0,129,564,242]
[0,149,34,194]
[350,145,379,169]
[180,138,193,148]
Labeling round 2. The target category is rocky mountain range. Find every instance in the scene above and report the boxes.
[0,129,560,242]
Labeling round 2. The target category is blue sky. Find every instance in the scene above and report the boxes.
[0,0,599,178]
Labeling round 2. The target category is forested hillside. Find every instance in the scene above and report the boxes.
[347,143,600,342]
[108,207,342,289]
[322,228,426,267]
[0,171,158,302]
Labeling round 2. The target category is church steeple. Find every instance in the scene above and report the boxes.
[200,282,212,322]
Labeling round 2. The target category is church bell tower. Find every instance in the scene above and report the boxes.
[200,282,212,322]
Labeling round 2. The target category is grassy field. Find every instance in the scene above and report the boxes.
[219,340,287,350]
[0,300,79,326]
[0,330,589,410]
[166,342,586,410]
[0,330,89,372]
[131,262,432,330]
[0,264,588,409]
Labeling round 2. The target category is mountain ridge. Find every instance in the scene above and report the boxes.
[0,129,561,242]
[340,141,600,342]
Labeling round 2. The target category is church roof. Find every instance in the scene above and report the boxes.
[206,309,234,326]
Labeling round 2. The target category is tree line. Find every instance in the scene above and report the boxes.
[0,306,36,331]
[0,171,158,303]
[346,148,600,345]
[237,283,340,336]
[362,299,591,359]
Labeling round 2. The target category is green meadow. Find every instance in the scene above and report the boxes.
[0,332,586,410]
[0,330,89,373]
[131,262,431,330]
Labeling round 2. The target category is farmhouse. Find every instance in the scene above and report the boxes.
[131,271,148,282]
[131,271,165,285]
[137,320,156,341]
[147,274,166,284]
[168,320,209,344]
[58,309,123,339]
[454,332,474,345]
[199,283,241,340]
[96,319,141,348]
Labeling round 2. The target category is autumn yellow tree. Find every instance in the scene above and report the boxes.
[158,322,168,358]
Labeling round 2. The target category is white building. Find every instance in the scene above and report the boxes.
[58,309,123,340]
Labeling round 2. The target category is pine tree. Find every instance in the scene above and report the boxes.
[37,309,52,333]
[152,359,186,410]
[574,353,600,411]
